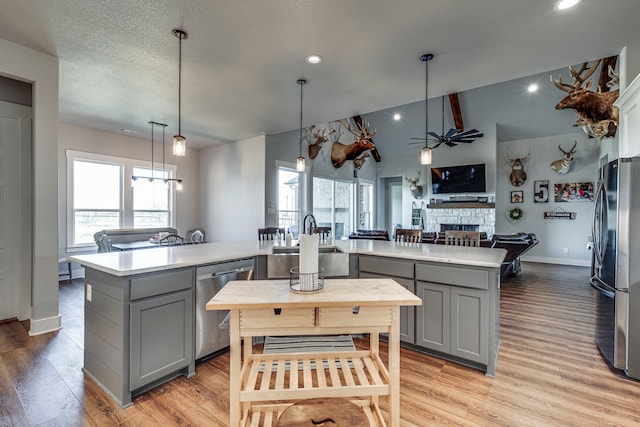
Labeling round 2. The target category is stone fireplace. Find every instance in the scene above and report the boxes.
[426,205,495,237]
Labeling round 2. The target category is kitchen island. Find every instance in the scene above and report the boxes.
[69,240,505,407]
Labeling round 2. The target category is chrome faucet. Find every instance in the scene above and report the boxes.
[302,213,317,235]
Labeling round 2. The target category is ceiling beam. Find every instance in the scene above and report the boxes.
[448,93,464,132]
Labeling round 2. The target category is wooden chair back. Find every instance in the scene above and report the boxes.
[394,228,422,243]
[258,227,285,241]
[444,230,480,247]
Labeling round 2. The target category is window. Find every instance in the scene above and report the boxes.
[72,160,121,245]
[67,150,177,248]
[313,177,354,239]
[277,165,304,237]
[132,167,170,228]
[358,181,374,230]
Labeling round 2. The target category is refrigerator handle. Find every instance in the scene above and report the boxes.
[592,179,606,265]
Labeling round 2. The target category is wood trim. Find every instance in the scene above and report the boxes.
[448,93,464,132]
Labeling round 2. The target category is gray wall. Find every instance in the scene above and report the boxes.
[0,75,32,106]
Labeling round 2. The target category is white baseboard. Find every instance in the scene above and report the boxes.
[522,255,590,267]
[29,314,62,336]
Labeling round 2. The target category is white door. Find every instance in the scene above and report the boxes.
[0,102,27,320]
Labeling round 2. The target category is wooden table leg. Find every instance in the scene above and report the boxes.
[229,309,241,426]
[389,305,400,427]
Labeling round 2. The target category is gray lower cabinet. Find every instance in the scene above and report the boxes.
[358,256,415,344]
[416,281,488,364]
[84,267,195,407]
[129,289,193,390]
[415,281,450,352]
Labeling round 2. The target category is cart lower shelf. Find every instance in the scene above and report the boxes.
[239,350,389,426]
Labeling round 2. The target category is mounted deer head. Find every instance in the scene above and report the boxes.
[404,172,423,199]
[307,125,336,159]
[505,149,530,187]
[550,141,577,175]
[331,116,380,168]
[551,59,619,138]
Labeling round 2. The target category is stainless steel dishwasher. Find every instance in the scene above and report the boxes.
[195,258,254,359]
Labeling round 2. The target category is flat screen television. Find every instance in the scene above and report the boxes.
[431,163,486,194]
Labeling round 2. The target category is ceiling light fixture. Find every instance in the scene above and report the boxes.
[132,121,184,190]
[172,28,188,156]
[555,0,581,11]
[296,78,308,172]
[393,113,401,121]
[420,53,434,165]
[527,83,539,93]
[305,55,322,64]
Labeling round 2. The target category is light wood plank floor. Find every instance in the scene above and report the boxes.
[1,262,640,426]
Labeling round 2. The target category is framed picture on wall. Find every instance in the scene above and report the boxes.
[511,190,523,203]
[554,182,594,202]
[533,180,549,203]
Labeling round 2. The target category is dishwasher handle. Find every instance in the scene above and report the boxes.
[196,267,254,281]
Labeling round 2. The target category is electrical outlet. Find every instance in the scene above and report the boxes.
[86,284,92,302]
[563,248,569,254]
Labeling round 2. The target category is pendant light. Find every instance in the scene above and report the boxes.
[172,28,188,156]
[296,78,308,172]
[420,53,434,165]
[131,121,183,190]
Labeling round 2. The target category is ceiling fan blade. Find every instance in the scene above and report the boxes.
[445,128,458,138]
[452,139,477,143]
[427,131,441,139]
[444,141,458,147]
[454,129,482,138]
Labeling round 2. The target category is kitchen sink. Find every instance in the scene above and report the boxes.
[267,245,349,278]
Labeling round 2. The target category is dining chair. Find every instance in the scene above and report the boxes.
[258,227,285,241]
[97,234,113,252]
[188,228,205,244]
[159,233,184,246]
[394,228,422,243]
[444,230,480,247]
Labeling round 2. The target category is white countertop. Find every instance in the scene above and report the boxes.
[69,239,506,276]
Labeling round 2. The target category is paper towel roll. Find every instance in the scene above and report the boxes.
[299,234,319,274]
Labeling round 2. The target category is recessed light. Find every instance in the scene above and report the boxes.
[393,113,401,121]
[305,55,323,64]
[555,0,581,11]
[527,84,539,93]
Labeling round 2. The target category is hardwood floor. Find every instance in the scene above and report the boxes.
[1,263,640,426]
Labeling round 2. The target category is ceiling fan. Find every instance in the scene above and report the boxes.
[410,95,484,148]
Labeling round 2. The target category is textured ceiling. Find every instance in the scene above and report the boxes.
[0,0,639,149]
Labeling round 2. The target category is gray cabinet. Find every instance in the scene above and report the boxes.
[84,267,195,407]
[358,256,415,344]
[415,281,450,352]
[130,289,193,390]
[450,287,488,364]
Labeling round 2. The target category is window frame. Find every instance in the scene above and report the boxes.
[312,175,356,239]
[66,150,177,250]
[276,161,306,237]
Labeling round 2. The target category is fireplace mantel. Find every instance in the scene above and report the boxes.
[427,203,495,209]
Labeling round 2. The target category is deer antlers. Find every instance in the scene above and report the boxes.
[338,118,376,141]
[551,59,601,93]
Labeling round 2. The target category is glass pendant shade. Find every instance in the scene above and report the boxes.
[420,146,432,165]
[173,135,186,156]
[175,180,183,191]
[296,156,306,172]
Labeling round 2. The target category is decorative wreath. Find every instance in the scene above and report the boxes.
[506,207,525,223]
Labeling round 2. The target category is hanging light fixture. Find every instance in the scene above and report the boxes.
[296,78,308,172]
[420,53,434,165]
[132,121,184,190]
[172,28,188,156]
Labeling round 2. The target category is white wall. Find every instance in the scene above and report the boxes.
[0,38,59,334]
[58,123,200,255]
[200,135,266,242]
[496,132,600,266]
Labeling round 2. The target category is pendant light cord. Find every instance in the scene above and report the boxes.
[178,32,182,136]
[425,56,428,148]
[299,81,303,157]
[150,122,155,179]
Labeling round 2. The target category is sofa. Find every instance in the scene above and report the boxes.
[348,230,391,241]
[490,232,539,276]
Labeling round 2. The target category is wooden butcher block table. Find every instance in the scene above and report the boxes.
[206,278,422,427]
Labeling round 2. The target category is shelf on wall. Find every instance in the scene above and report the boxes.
[426,203,496,209]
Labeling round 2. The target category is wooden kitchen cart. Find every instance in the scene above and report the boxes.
[206,278,421,427]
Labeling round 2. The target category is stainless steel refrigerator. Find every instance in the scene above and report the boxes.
[591,157,640,379]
